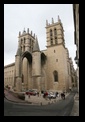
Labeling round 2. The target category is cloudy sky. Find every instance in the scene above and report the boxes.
[4,4,77,69]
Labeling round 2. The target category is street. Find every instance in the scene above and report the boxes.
[4,91,76,116]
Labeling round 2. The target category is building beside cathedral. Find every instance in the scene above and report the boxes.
[73,4,79,92]
[4,16,76,92]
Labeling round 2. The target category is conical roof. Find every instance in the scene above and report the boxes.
[33,36,40,52]
[16,47,22,56]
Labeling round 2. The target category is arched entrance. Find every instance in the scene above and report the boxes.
[22,51,32,90]
[41,52,47,91]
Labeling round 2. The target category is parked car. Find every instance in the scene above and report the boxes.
[32,89,38,94]
[43,91,48,98]
[47,92,56,99]
[25,89,37,96]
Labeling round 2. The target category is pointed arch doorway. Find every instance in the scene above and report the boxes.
[21,51,32,90]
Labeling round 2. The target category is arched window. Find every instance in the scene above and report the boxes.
[54,28,57,35]
[50,29,52,36]
[50,38,53,45]
[30,38,31,44]
[51,41,53,45]
[55,37,57,44]
[23,46,25,52]
[24,38,25,43]
[53,71,58,82]
[21,39,23,44]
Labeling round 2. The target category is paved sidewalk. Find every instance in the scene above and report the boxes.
[70,93,79,116]
[4,89,28,103]
[24,94,62,105]
[4,89,69,105]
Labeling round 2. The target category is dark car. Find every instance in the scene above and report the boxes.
[25,90,37,96]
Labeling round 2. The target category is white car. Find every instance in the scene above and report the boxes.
[48,92,56,99]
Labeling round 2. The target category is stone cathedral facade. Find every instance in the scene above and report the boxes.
[4,16,76,92]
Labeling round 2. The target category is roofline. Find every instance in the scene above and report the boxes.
[4,62,15,68]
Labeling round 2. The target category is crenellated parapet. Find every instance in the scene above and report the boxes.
[18,28,35,39]
[18,28,37,53]
[46,16,65,47]
[46,15,63,27]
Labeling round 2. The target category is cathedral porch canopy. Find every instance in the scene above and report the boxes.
[41,52,47,65]
[22,51,32,63]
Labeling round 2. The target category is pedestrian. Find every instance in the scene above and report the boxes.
[37,91,39,97]
[56,92,58,97]
[61,93,65,100]
[29,94,30,98]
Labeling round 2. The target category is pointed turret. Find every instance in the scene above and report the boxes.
[16,47,22,56]
[27,28,29,33]
[58,15,61,22]
[46,20,48,26]
[19,31,21,36]
[31,31,32,35]
[33,36,40,52]
[34,33,35,38]
[32,36,41,82]
[23,28,26,34]
[52,18,54,24]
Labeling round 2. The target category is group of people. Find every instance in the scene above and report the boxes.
[43,91,65,99]
[38,90,65,100]
[43,91,48,98]
[61,93,65,99]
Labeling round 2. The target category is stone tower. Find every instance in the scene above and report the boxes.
[14,40,22,91]
[46,16,65,47]
[46,16,67,91]
[32,36,41,91]
[4,15,76,93]
[13,16,69,92]
[14,28,35,91]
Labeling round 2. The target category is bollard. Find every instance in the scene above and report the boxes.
[37,92,39,97]
[25,94,28,101]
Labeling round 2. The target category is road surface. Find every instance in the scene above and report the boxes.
[4,91,76,116]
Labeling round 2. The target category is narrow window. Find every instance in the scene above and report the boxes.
[24,38,25,43]
[51,38,53,45]
[53,71,58,82]
[55,37,57,44]
[30,38,31,45]
[54,28,57,35]
[21,39,23,44]
[50,29,52,36]
[51,41,53,45]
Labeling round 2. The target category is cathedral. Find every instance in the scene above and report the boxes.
[4,16,76,92]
